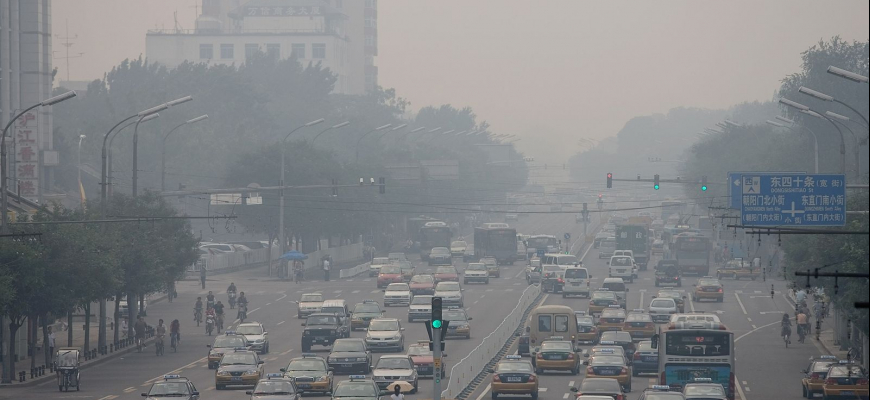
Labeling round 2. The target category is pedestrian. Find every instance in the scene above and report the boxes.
[390,385,405,400]
[200,264,207,289]
[47,326,56,356]
[323,257,331,281]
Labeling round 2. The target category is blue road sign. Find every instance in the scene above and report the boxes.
[728,171,804,209]
[564,233,571,240]
[536,249,545,258]
[740,174,846,226]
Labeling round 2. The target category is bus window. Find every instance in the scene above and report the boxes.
[538,315,552,332]
[555,315,569,332]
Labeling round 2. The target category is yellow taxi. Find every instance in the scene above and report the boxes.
[350,300,384,331]
[207,331,250,369]
[596,306,626,333]
[583,347,632,392]
[489,355,539,400]
[801,355,838,398]
[588,290,619,315]
[530,338,580,375]
[692,277,724,302]
[821,361,868,400]
[214,349,264,390]
[622,310,655,340]
[280,353,334,394]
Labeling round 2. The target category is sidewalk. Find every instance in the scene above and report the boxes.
[785,291,849,360]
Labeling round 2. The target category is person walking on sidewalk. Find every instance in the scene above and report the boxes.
[323,257,331,281]
[200,265,207,289]
[48,326,56,356]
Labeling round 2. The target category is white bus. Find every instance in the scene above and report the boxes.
[653,329,735,400]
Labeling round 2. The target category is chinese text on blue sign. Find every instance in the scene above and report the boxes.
[740,174,846,226]
[728,171,804,210]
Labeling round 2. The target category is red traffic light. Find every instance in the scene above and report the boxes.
[598,194,603,198]
[607,173,612,178]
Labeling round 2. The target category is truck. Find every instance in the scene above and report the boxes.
[473,225,518,265]
[615,224,650,270]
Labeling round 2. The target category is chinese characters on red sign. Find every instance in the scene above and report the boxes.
[13,110,39,200]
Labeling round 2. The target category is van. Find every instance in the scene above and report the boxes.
[601,277,628,308]
[525,305,580,351]
[599,237,617,258]
[561,266,590,298]
[320,299,350,324]
[541,253,579,266]
[608,256,635,283]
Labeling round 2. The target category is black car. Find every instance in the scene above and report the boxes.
[541,266,564,293]
[599,332,636,359]
[655,261,682,287]
[142,375,201,400]
[301,313,349,352]
[328,338,371,374]
[570,377,625,398]
[517,326,531,356]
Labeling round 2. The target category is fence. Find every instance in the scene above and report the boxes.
[192,242,364,274]
[441,283,542,400]
[339,262,371,279]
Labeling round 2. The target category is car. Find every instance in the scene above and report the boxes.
[562,265,590,298]
[601,277,628,309]
[608,256,635,283]
[301,313,349,352]
[570,377,626,398]
[332,375,385,400]
[371,355,418,393]
[207,332,250,369]
[434,281,463,307]
[397,261,415,281]
[599,237,617,258]
[489,355,539,400]
[800,355,839,398]
[585,345,627,363]
[246,374,298,400]
[648,297,679,323]
[598,333,636,359]
[463,263,490,284]
[369,257,391,277]
[215,349,264,390]
[377,265,404,288]
[236,322,270,354]
[526,259,542,284]
[593,232,608,249]
[428,247,453,266]
[463,244,475,262]
[351,300,384,330]
[482,257,500,277]
[433,266,459,283]
[667,313,727,330]
[530,338,580,374]
[409,274,436,295]
[365,318,405,352]
[280,354,333,395]
[638,385,686,399]
[716,259,760,281]
[655,260,682,287]
[383,283,412,306]
[597,307,627,333]
[582,350,632,392]
[408,295,433,322]
[682,379,727,400]
[588,290,619,316]
[655,290,687,313]
[575,312,598,344]
[692,277,724,302]
[631,340,659,376]
[821,362,868,400]
[540,265,566,293]
[442,308,473,339]
[142,375,201,399]
[652,239,664,255]
[295,293,323,319]
[387,252,407,263]
[407,341,445,378]
[506,213,519,221]
[327,338,371,375]
[450,240,468,257]
[622,311,655,340]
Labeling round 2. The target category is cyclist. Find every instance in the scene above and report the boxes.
[213,301,226,332]
[170,319,181,350]
[227,282,238,308]
[134,316,148,351]
[237,292,249,320]
[796,310,809,342]
[194,297,203,323]
[781,313,792,344]
[155,319,167,355]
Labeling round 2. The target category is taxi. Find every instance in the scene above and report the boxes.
[296,292,323,319]
[489,355,539,400]
[246,373,298,400]
[215,349,264,390]
[597,306,626,333]
[589,290,620,316]
[585,344,627,363]
[443,308,473,339]
[280,353,334,395]
[800,355,839,398]
[377,265,404,288]
[583,348,632,392]
[682,378,726,400]
[433,266,459,283]
[656,290,686,313]
[141,375,200,400]
[599,334,636,360]
[351,300,384,331]
[207,331,250,369]
[622,310,655,340]
[639,385,686,399]
[575,312,598,344]
[409,274,436,295]
[482,257,500,277]
[332,375,386,400]
[408,341,445,378]
[692,277,724,303]
[530,338,580,375]
[821,361,869,400]
[398,261,415,281]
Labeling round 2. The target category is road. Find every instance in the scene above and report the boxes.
[1,212,823,400]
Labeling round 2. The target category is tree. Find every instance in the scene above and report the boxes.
[0,241,45,384]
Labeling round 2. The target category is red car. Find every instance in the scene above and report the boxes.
[409,274,436,295]
[434,266,459,283]
[407,342,444,378]
[377,265,404,288]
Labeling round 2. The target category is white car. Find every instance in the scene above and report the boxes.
[118,296,147,316]
[370,257,391,277]
[388,252,407,263]
[608,255,635,283]
[647,297,678,323]
[407,295,433,322]
[667,313,727,330]
[434,281,463,308]
[295,292,323,319]
[236,321,270,354]
[372,355,418,392]
[463,263,489,284]
[450,241,468,257]
[365,318,405,352]
[383,283,412,307]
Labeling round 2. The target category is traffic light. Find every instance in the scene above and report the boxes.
[425,297,449,351]
[701,176,708,191]
[654,174,660,190]
[606,173,613,188]
[431,297,442,329]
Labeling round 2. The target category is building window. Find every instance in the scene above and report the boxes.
[365,0,376,8]
[199,44,214,60]
[365,34,375,47]
[266,43,280,58]
[365,16,376,28]
[312,43,326,59]
[245,44,260,60]
[220,44,234,59]
[291,43,306,59]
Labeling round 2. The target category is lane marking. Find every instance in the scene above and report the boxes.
[277,321,285,326]
[281,348,294,355]
[539,388,548,392]
[568,380,574,386]
[276,294,287,301]
[562,393,569,399]
[334,290,343,294]
[352,290,360,294]
[474,384,492,400]
[123,387,136,393]
[98,396,118,400]
[735,293,748,315]
[266,302,272,306]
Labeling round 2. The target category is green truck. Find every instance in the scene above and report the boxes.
[615,224,650,270]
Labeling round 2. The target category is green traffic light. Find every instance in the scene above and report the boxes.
[654,184,660,190]
[432,320,442,328]
[701,185,708,191]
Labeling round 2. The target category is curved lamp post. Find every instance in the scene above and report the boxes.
[132,95,193,197]
[162,115,209,191]
[780,98,846,175]
[311,121,350,145]
[767,118,818,173]
[798,86,868,127]
[354,123,391,163]
[107,113,159,198]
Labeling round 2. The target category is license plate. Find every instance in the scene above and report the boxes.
[841,391,854,396]
[599,369,617,376]
[342,364,353,367]
[572,282,580,286]
[377,342,388,346]
[642,356,656,362]
[617,270,626,273]
[506,376,523,382]
[298,384,311,389]
[231,377,243,381]
[315,337,326,341]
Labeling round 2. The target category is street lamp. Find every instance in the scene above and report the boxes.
[355,123,391,163]
[397,126,425,141]
[311,121,350,145]
[107,113,159,198]
[162,114,209,191]
[803,110,860,178]
[1,90,77,231]
[78,135,86,207]
[767,119,818,173]
[376,123,407,142]
[781,97,846,175]
[827,66,868,84]
[798,86,869,126]
[132,95,193,197]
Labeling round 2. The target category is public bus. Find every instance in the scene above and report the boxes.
[672,234,712,276]
[525,235,560,258]
[660,200,686,222]
[654,329,736,400]
[473,225,518,264]
[407,216,439,250]
[418,223,452,261]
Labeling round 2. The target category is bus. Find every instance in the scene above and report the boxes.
[654,329,735,400]
[407,216,439,250]
[672,234,712,276]
[525,235,560,258]
[418,223,452,261]
[473,226,518,265]
[660,200,686,222]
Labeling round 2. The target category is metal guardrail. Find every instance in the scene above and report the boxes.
[441,283,542,400]
[339,262,371,279]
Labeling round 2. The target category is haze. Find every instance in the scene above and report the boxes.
[53,0,869,162]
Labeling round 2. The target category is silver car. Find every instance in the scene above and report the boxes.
[365,318,405,352]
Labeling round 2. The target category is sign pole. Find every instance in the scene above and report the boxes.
[433,324,442,400]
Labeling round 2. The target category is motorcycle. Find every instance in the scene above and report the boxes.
[238,304,248,323]
[205,315,215,336]
[228,292,237,309]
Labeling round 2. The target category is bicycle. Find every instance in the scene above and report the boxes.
[194,309,202,327]
[136,336,144,352]
[782,325,791,348]
[216,314,224,333]
[170,333,179,353]
[797,324,807,344]
[155,336,164,356]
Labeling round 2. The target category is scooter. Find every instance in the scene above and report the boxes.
[205,314,215,336]
[238,305,248,324]
[228,292,237,309]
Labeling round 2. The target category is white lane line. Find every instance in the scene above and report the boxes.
[688,295,696,313]
[280,348,294,355]
[735,293,748,315]
[747,317,752,322]
[249,307,261,314]
[276,294,287,301]
[123,386,137,393]
[277,321,285,326]
[745,386,751,392]
[474,384,492,400]
[480,294,486,299]
[266,302,271,306]
[98,396,118,400]
[352,290,360,294]
[568,380,575,387]
[742,381,748,385]
[486,289,494,292]
[752,324,757,329]
[371,290,381,293]
[363,278,372,282]
[333,290,343,294]
[539,388,548,392]
[512,268,526,279]
[562,393,569,399]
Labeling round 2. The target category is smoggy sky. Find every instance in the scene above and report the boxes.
[52,0,868,161]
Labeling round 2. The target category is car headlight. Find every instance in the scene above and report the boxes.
[316,375,328,382]
[245,369,259,375]
[217,370,231,376]
[357,357,368,362]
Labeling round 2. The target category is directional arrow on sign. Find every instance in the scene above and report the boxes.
[734,179,741,187]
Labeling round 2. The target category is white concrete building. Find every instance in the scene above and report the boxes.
[146,0,378,95]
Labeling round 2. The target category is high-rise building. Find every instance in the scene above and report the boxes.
[146,0,378,95]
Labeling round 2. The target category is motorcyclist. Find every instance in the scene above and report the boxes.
[205,307,216,334]
[227,282,237,295]
[194,297,203,323]
[237,292,249,319]
[227,283,238,309]
[206,291,215,309]
[781,313,792,344]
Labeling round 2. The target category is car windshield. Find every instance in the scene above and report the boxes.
[637,342,654,352]
[332,340,366,352]
[592,292,616,300]
[236,325,264,335]
[410,297,431,305]
[610,257,632,266]
[658,291,682,299]
[581,379,619,391]
[377,358,411,369]
[254,380,295,394]
[684,385,726,396]
[626,314,651,322]
[602,282,626,292]
[555,255,579,264]
[467,263,486,271]
[386,283,409,291]
[372,258,389,265]
[565,269,587,278]
[300,294,322,302]
[381,265,401,274]
[408,345,432,356]
[369,320,399,331]
[148,382,190,395]
[354,303,381,313]
[334,382,378,397]
[436,282,460,291]
[590,355,625,366]
[651,299,674,308]
[496,361,533,372]
[443,310,467,321]
[540,342,572,351]
[213,336,246,348]
[307,315,338,325]
[221,353,256,365]
[286,360,326,372]
[698,279,720,286]
[577,316,594,325]
[436,267,456,274]
[600,332,630,341]
[411,275,434,283]
[451,241,466,247]
[482,258,497,266]
[431,247,449,254]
